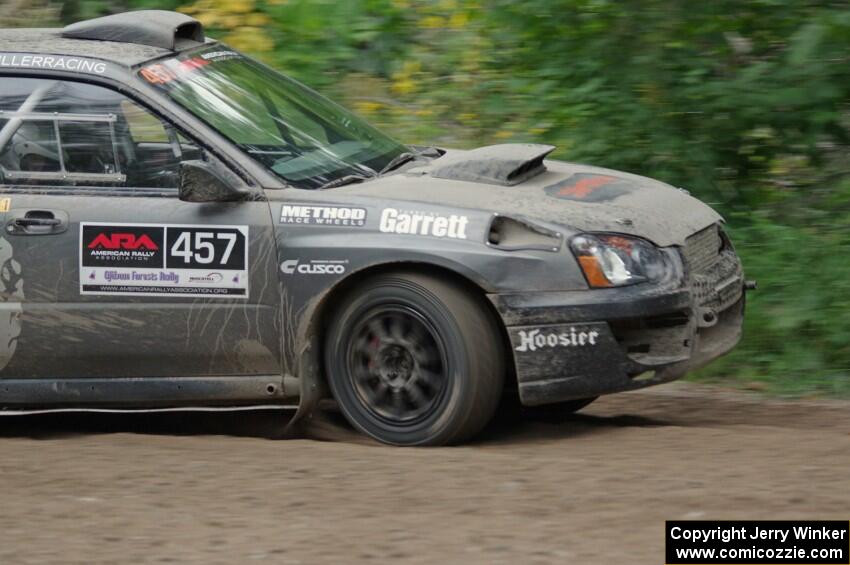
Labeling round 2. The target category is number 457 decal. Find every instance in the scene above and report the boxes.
[165,226,248,271]
[170,231,239,267]
[80,223,250,299]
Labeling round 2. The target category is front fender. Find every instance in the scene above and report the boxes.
[266,191,590,424]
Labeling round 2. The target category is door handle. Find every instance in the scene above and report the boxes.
[6,210,69,235]
[14,217,61,227]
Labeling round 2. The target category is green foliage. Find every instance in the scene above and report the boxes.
[34,1,850,395]
[0,0,60,27]
[696,211,850,396]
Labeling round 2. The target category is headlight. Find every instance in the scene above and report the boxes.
[570,233,675,288]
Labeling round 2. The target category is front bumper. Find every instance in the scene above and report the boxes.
[488,261,745,406]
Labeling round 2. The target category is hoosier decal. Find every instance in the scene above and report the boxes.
[515,327,600,353]
[80,223,249,298]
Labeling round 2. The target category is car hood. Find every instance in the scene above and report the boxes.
[335,146,722,247]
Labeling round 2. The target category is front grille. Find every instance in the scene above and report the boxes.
[683,224,743,312]
[692,254,743,311]
[683,225,722,275]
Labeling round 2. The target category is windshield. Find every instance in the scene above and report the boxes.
[140,47,407,189]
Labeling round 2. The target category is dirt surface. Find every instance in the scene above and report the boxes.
[1,382,848,564]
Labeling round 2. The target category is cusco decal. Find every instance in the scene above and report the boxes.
[280,259,348,275]
[80,223,249,298]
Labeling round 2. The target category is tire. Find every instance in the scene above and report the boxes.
[324,271,505,446]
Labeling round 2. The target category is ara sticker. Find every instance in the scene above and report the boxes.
[545,174,634,202]
[0,198,10,213]
[79,223,249,299]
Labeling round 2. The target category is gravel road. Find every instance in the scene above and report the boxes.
[1,382,848,564]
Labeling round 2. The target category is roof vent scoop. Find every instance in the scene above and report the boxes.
[61,10,205,51]
[429,143,556,186]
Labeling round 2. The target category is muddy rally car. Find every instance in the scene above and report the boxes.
[0,11,750,445]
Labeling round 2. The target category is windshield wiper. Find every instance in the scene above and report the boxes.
[379,152,419,175]
[379,147,443,175]
[318,174,374,190]
[319,148,438,189]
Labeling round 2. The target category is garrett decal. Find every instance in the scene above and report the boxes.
[545,174,634,202]
[515,328,600,353]
[379,208,469,239]
[0,54,107,74]
[280,204,367,227]
[281,259,347,275]
[80,223,249,298]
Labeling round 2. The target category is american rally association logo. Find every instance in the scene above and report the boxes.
[515,327,600,353]
[280,204,367,227]
[88,232,158,251]
[87,232,159,261]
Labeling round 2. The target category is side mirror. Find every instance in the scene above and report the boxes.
[178,160,251,203]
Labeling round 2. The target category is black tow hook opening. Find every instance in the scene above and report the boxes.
[744,280,758,291]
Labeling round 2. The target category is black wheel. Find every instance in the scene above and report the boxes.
[324,271,505,446]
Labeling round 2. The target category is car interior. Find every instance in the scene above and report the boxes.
[0,77,201,189]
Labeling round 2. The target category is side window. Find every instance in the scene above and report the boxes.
[122,99,170,143]
[0,76,192,189]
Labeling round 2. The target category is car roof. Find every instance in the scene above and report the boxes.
[0,28,172,67]
[1,10,213,69]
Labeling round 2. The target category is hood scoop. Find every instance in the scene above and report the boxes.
[62,10,205,51]
[429,143,555,186]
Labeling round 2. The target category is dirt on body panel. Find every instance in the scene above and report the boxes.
[0,236,23,372]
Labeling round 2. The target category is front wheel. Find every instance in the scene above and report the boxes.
[324,272,505,446]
